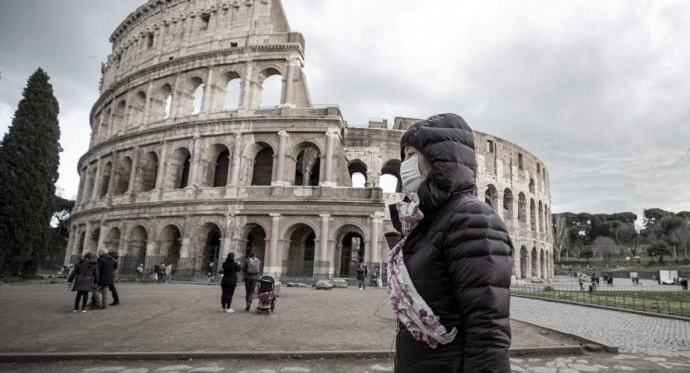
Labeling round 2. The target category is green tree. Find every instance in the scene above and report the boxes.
[45,196,75,270]
[0,68,61,277]
[647,240,671,262]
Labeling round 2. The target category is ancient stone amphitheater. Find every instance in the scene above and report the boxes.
[65,0,553,282]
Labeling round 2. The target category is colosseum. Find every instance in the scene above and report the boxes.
[64,0,553,283]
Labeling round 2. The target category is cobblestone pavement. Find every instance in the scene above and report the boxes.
[1,283,690,372]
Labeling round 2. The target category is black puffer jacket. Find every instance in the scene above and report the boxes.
[393,113,513,373]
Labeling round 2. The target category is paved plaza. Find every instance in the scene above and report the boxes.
[0,281,689,372]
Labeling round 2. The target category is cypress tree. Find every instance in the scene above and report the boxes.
[0,68,62,277]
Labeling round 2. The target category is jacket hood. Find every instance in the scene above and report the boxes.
[400,113,476,212]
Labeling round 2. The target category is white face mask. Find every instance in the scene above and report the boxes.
[400,155,426,192]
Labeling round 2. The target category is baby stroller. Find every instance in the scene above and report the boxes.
[256,276,276,314]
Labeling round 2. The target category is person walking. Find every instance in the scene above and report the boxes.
[67,252,99,313]
[220,252,241,313]
[242,251,262,311]
[387,113,513,372]
[97,247,120,308]
[356,261,368,290]
[165,263,173,283]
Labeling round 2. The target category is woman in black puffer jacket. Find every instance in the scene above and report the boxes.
[388,113,513,373]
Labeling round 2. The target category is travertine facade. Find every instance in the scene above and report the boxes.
[65,0,553,281]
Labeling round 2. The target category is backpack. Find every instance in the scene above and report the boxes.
[246,257,260,274]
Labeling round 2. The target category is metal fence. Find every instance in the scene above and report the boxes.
[512,284,690,318]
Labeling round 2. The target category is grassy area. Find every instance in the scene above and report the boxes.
[513,287,690,318]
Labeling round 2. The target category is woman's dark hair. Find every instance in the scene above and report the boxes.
[78,252,93,278]
[225,252,235,264]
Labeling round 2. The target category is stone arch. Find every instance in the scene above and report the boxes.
[138,151,158,192]
[291,141,321,186]
[167,147,191,189]
[190,78,205,115]
[203,143,230,187]
[531,247,538,277]
[380,159,402,193]
[150,83,173,120]
[519,246,528,279]
[223,71,242,110]
[335,225,367,278]
[99,161,112,198]
[86,166,97,200]
[518,192,527,223]
[484,184,498,209]
[529,178,535,193]
[503,188,514,220]
[246,142,274,186]
[130,90,147,127]
[348,159,368,188]
[127,225,148,274]
[98,108,111,142]
[157,224,182,271]
[114,156,132,195]
[241,223,267,263]
[539,248,546,279]
[200,222,222,275]
[112,99,127,133]
[105,227,121,252]
[538,201,544,232]
[88,227,100,254]
[259,67,282,107]
[284,223,316,278]
[530,198,536,231]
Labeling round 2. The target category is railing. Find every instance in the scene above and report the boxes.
[512,284,690,318]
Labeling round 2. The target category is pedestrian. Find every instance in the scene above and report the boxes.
[165,263,173,283]
[136,263,144,280]
[387,113,513,372]
[242,251,262,311]
[356,261,368,290]
[578,275,585,291]
[369,266,380,288]
[206,261,215,284]
[157,262,166,283]
[97,247,120,308]
[220,252,241,313]
[67,252,99,313]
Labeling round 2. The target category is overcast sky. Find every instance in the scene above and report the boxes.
[1,0,689,222]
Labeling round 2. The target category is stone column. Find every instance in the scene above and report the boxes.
[127,146,139,195]
[370,212,384,265]
[282,58,301,107]
[265,213,282,277]
[90,158,103,201]
[272,130,289,186]
[221,212,234,260]
[188,134,201,189]
[229,133,242,187]
[201,68,216,114]
[156,141,169,198]
[320,129,338,187]
[315,214,330,278]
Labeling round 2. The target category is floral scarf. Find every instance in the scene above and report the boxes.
[387,192,457,349]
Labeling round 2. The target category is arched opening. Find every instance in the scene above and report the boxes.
[348,160,368,188]
[164,93,173,118]
[203,225,222,277]
[251,145,274,186]
[518,192,527,223]
[538,201,544,232]
[540,249,546,279]
[114,156,132,195]
[112,100,126,132]
[223,72,241,110]
[531,247,538,277]
[130,91,146,127]
[285,224,316,278]
[294,144,320,186]
[127,225,147,276]
[529,178,535,193]
[530,199,536,231]
[105,227,121,253]
[380,159,402,193]
[484,184,498,209]
[338,232,365,278]
[89,227,100,254]
[139,151,158,192]
[168,148,191,189]
[99,161,112,198]
[191,80,204,115]
[503,188,514,220]
[244,225,267,264]
[211,146,230,187]
[260,70,282,107]
[519,246,528,279]
[157,225,181,275]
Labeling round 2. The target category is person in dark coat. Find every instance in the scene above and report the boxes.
[387,113,513,373]
[242,251,262,311]
[220,252,242,313]
[97,247,120,308]
[67,252,99,313]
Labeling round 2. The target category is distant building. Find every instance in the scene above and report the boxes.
[65,0,553,282]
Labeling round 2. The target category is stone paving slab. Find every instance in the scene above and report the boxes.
[0,283,581,359]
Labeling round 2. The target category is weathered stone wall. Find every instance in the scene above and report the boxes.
[66,0,552,282]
